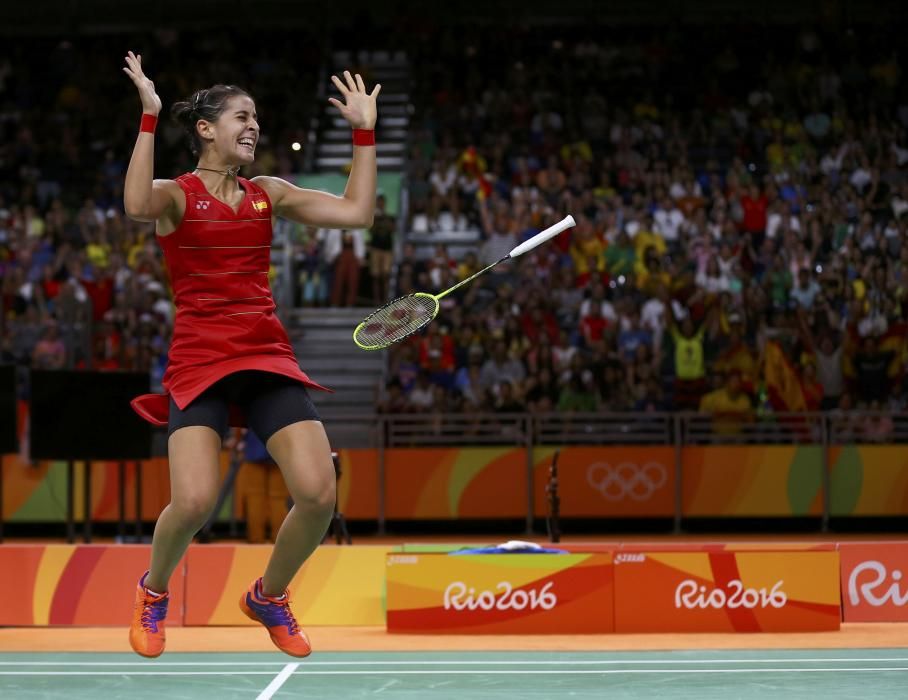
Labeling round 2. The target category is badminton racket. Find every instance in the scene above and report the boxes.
[353,214,576,350]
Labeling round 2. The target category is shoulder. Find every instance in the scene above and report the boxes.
[251,175,290,200]
[155,178,185,198]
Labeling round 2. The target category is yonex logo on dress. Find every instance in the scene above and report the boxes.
[196,200,210,210]
[586,462,667,501]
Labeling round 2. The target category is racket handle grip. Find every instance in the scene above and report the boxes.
[508,215,576,258]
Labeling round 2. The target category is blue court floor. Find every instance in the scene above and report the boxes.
[2,649,907,699]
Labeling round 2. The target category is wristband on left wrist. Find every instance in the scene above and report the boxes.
[140,113,158,134]
[352,128,375,146]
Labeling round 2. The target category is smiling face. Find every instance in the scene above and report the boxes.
[197,95,259,166]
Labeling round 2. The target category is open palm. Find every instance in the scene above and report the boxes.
[123,50,162,115]
[328,70,381,130]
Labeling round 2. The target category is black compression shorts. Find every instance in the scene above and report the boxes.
[167,370,321,443]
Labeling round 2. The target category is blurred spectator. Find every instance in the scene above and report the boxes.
[296,228,330,307]
[479,340,526,393]
[791,268,821,309]
[31,323,66,369]
[669,314,708,410]
[378,379,411,414]
[325,228,366,307]
[852,336,896,405]
[235,429,288,544]
[408,371,435,410]
[557,372,598,413]
[699,372,753,433]
[493,380,525,413]
[368,194,395,303]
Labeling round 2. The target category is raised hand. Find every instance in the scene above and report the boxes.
[123,50,161,116]
[328,70,381,130]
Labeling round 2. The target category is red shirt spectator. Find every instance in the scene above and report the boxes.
[580,307,608,345]
[418,329,455,371]
[740,185,768,234]
[521,307,560,345]
[82,274,115,322]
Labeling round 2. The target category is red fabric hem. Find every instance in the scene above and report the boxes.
[131,369,332,427]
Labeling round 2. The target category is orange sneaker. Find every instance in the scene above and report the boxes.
[129,571,169,658]
[239,577,311,658]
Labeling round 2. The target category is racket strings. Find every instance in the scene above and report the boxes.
[354,294,438,348]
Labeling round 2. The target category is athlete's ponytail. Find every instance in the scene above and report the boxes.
[171,85,252,156]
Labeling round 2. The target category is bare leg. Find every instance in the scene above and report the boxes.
[260,420,335,596]
[266,465,289,543]
[145,426,221,592]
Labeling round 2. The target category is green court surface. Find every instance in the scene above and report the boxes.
[1,649,907,699]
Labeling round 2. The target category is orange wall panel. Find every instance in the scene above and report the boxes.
[840,542,908,622]
[614,551,840,632]
[384,448,527,519]
[533,447,675,517]
[0,545,185,626]
[386,553,614,634]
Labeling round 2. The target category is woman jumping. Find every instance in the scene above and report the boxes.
[122,50,379,658]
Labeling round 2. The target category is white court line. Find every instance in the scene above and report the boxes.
[255,663,298,700]
[2,668,908,676]
[1,657,908,666]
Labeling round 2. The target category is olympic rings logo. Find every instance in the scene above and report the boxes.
[586,461,668,501]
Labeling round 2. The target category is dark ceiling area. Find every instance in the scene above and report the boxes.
[2,0,904,35]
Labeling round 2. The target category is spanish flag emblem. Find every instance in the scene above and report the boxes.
[253,200,269,212]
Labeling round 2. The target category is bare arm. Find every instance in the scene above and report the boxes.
[256,70,380,229]
[255,173,375,229]
[121,51,178,223]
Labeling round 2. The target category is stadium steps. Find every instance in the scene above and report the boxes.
[315,155,405,170]
[314,50,411,174]
[288,306,385,448]
[324,127,408,141]
[319,142,405,155]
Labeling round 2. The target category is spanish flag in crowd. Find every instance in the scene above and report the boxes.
[879,321,907,378]
[458,146,494,201]
[763,340,807,412]
[842,321,908,380]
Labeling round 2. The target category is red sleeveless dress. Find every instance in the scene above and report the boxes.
[130,173,330,427]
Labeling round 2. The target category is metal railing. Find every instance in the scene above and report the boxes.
[323,410,908,448]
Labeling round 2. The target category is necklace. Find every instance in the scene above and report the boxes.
[195,165,241,178]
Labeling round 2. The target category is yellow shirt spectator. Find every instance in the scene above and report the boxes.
[672,326,706,380]
[633,227,666,260]
[569,230,604,275]
[127,235,147,268]
[699,387,753,434]
[86,242,110,269]
[699,388,752,414]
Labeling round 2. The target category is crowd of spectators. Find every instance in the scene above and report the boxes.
[2,20,907,433]
[383,22,908,431]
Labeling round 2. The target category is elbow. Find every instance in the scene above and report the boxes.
[361,213,375,229]
[123,200,148,222]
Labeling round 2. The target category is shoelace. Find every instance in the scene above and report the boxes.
[267,596,301,636]
[140,594,167,632]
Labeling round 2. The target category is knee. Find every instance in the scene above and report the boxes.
[170,492,218,532]
[294,473,336,515]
